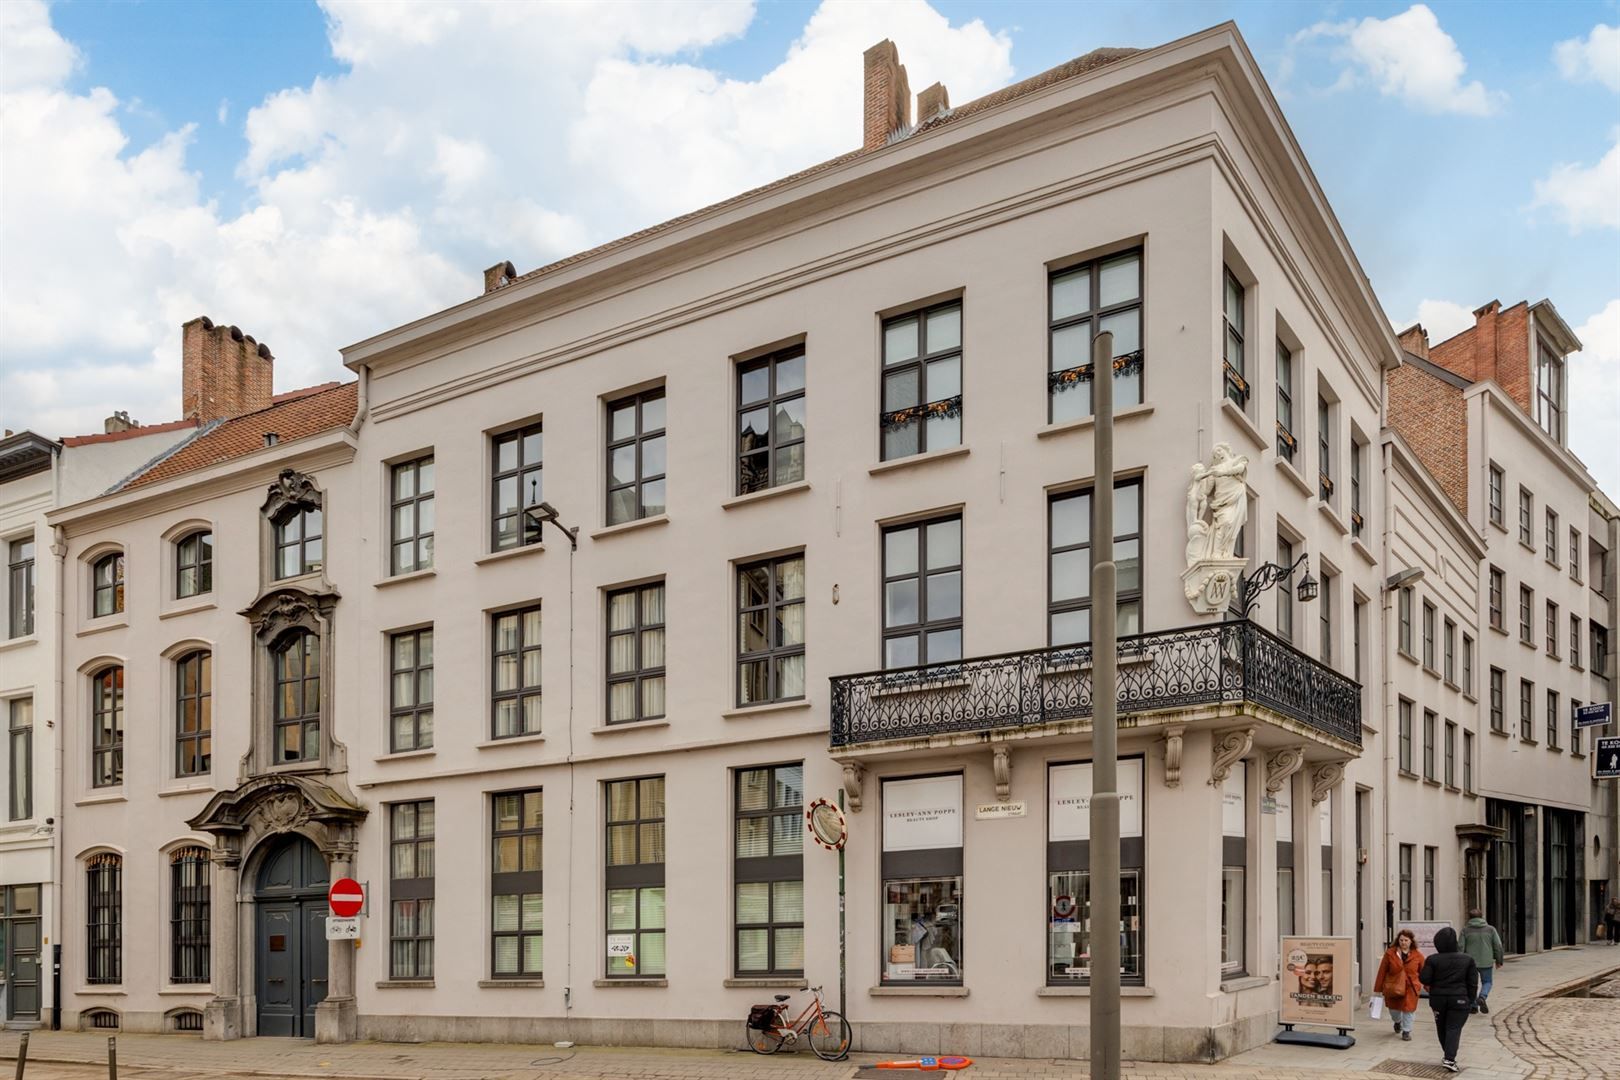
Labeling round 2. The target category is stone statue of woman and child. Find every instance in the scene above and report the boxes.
[1182,443,1250,613]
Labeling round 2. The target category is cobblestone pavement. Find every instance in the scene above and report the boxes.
[4,949,1617,1080]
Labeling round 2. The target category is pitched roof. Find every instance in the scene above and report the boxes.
[119,381,357,490]
[507,47,1137,290]
[60,418,198,447]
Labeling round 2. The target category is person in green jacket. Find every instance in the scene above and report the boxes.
[1460,909,1504,1013]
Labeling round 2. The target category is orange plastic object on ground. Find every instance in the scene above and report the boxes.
[872,1057,973,1071]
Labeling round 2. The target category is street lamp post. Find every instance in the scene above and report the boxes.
[1238,553,1317,617]
[1089,330,1121,1080]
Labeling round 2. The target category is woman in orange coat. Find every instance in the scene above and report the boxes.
[1374,928,1425,1040]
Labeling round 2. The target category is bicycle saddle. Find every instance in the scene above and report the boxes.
[774,994,791,1001]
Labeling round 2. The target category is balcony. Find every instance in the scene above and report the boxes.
[830,619,1360,750]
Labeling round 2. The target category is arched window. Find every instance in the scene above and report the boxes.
[170,847,210,983]
[175,531,213,598]
[87,853,122,984]
[273,631,320,764]
[92,553,125,617]
[91,667,124,787]
[274,508,323,579]
[175,651,211,777]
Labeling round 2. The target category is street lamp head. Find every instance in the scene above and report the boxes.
[1296,568,1319,603]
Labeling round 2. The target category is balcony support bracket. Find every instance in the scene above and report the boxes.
[1161,725,1186,788]
[1209,726,1256,786]
[991,744,1012,801]
[841,761,866,813]
[1310,761,1345,805]
[1264,746,1308,794]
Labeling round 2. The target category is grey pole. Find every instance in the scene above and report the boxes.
[1088,331,1121,1080]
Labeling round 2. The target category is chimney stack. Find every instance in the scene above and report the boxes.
[916,82,950,122]
[863,40,911,151]
[182,316,274,423]
[1397,324,1430,361]
[484,260,518,295]
[103,411,138,434]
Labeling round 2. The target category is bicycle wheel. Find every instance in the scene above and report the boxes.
[744,1017,786,1055]
[808,1010,852,1061]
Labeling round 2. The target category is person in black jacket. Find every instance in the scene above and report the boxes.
[1418,925,1480,1072]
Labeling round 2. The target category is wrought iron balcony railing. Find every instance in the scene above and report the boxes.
[830,618,1361,749]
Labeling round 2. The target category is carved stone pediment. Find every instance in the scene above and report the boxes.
[241,586,338,643]
[187,774,365,839]
[262,468,322,521]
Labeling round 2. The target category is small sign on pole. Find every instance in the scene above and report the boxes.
[1594,735,1620,780]
[325,916,359,940]
[1574,702,1612,730]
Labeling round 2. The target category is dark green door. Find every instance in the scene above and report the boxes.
[253,836,329,1037]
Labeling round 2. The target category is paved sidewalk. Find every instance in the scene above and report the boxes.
[3,947,1616,1080]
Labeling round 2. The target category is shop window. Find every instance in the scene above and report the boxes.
[881,775,963,985]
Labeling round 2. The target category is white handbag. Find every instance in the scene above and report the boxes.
[1369,993,1385,1020]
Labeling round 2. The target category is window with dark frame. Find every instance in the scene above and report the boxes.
[1520,585,1534,644]
[882,774,966,985]
[1571,527,1582,581]
[1462,634,1474,695]
[7,536,34,637]
[1445,720,1456,787]
[1572,614,1582,669]
[1350,439,1364,539]
[91,666,123,787]
[1397,585,1412,655]
[390,456,435,572]
[1518,487,1533,546]
[1547,600,1560,657]
[490,790,542,979]
[1050,481,1142,647]
[1049,758,1146,985]
[1464,731,1474,793]
[272,631,320,764]
[1222,269,1248,408]
[492,607,541,739]
[1546,509,1560,565]
[1489,668,1505,733]
[1049,251,1143,422]
[1317,396,1333,502]
[1423,709,1437,780]
[170,847,209,984]
[884,301,963,456]
[1520,678,1534,741]
[1422,601,1436,670]
[1596,623,1611,674]
[1572,699,1583,756]
[92,552,124,617]
[737,346,806,495]
[737,555,806,706]
[87,853,121,984]
[883,515,963,668]
[492,425,543,552]
[390,800,435,979]
[734,763,805,978]
[1443,618,1456,684]
[605,390,667,525]
[1423,846,1436,920]
[1488,464,1504,528]
[1488,567,1504,630]
[606,583,665,724]
[1220,762,1248,976]
[390,628,434,752]
[9,698,33,820]
[1354,598,1366,685]
[1535,337,1564,442]
[273,508,323,579]
[1398,699,1413,773]
[175,531,212,599]
[174,651,211,778]
[1275,341,1296,461]
[1547,690,1560,749]
[605,776,665,978]
[1320,571,1335,665]
[1398,844,1413,920]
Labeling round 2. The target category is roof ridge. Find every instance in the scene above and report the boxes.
[106,418,225,494]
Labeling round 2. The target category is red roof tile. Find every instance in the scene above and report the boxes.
[121,382,357,490]
[61,418,198,447]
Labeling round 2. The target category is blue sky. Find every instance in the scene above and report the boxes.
[2,0,1617,490]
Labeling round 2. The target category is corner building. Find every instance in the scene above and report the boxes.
[329,22,1394,1060]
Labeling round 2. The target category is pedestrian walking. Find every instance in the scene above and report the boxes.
[1373,928,1424,1040]
[1419,925,1479,1073]
[1604,895,1620,946]
[1460,908,1504,1012]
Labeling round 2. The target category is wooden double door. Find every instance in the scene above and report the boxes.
[254,836,329,1037]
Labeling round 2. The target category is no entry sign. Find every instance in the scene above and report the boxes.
[328,877,365,917]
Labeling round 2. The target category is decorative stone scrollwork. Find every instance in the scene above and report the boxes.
[991,744,1011,802]
[1161,724,1186,788]
[1310,761,1345,805]
[841,761,866,813]
[1264,746,1307,794]
[1209,725,1255,786]
[262,468,322,520]
[261,792,309,833]
[1183,443,1250,615]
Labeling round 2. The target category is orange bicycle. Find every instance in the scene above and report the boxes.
[744,985,851,1060]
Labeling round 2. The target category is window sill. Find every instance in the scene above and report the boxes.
[724,977,808,989]
[1036,404,1155,439]
[722,481,811,511]
[1275,455,1313,497]
[1490,728,1510,738]
[590,514,670,541]
[1317,500,1349,537]
[1463,692,1478,704]
[722,700,812,721]
[477,733,546,749]
[159,598,216,620]
[1397,648,1418,665]
[1351,537,1377,566]
[1520,639,1538,651]
[1219,399,1267,453]
[157,783,215,799]
[1424,777,1442,787]
[157,986,211,996]
[1398,769,1419,780]
[475,543,545,567]
[379,979,436,989]
[1490,624,1508,637]
[375,568,436,589]
[1520,540,1536,554]
[1219,975,1270,993]
[375,749,437,763]
[1546,559,1561,571]
[593,719,672,736]
[77,616,128,637]
[478,979,543,988]
[1036,985,1155,998]
[869,444,970,476]
[75,988,126,996]
[1445,784,1461,793]
[0,633,39,653]
[870,985,969,997]
[594,978,667,988]
[1519,738,1539,747]
[76,792,126,806]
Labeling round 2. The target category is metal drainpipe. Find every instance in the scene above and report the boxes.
[1378,440,1396,959]
[51,521,68,1029]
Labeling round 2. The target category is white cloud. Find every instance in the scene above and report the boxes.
[1,0,1016,439]
[1398,299,1476,346]
[216,99,229,125]
[1531,135,1620,232]
[1569,299,1620,495]
[1293,5,1502,116]
[1554,24,1620,93]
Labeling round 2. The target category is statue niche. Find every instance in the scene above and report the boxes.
[1182,442,1250,615]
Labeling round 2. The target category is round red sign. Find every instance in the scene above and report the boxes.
[328,877,365,917]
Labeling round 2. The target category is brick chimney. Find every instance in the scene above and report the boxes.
[863,40,911,150]
[917,82,950,122]
[182,317,274,423]
[1396,324,1429,361]
[484,260,518,295]
[103,411,137,434]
